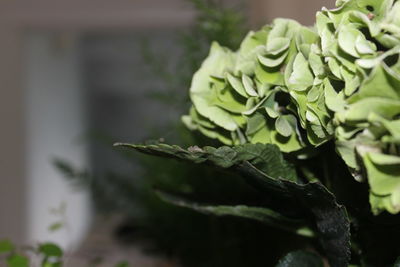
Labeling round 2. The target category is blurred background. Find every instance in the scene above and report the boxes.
[0,0,333,266]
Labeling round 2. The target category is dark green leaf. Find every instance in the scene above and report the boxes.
[157,190,314,237]
[117,143,351,266]
[236,162,350,267]
[116,142,298,181]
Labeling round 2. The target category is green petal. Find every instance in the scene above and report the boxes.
[227,73,248,97]
[266,37,291,55]
[275,116,293,137]
[242,74,259,97]
[288,53,314,91]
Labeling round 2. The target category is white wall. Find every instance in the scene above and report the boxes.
[25,32,91,249]
[0,26,26,244]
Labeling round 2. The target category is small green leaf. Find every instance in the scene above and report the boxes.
[0,240,14,254]
[7,254,29,267]
[39,243,63,258]
[48,222,64,232]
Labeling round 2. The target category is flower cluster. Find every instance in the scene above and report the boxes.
[183,0,400,214]
[320,0,400,214]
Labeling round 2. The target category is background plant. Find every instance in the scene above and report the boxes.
[0,239,63,267]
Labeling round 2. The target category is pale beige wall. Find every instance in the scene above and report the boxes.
[0,0,195,30]
[249,0,335,26]
[0,25,26,243]
[0,0,195,244]
[0,0,337,243]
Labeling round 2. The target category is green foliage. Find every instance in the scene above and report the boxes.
[117,142,297,180]
[156,190,313,237]
[116,0,400,266]
[6,254,29,267]
[0,240,132,267]
[0,239,29,267]
[181,0,400,216]
[0,240,63,267]
[117,142,350,266]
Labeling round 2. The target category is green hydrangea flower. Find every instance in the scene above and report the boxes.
[183,19,334,153]
[183,0,400,214]
[318,0,400,214]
